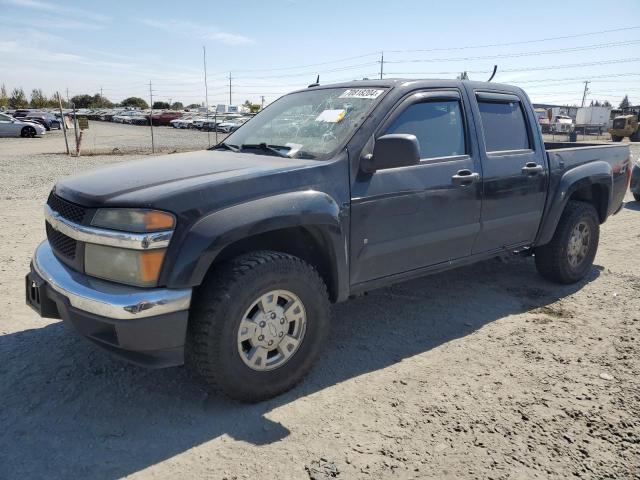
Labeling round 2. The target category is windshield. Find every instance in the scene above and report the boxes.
[222,87,387,160]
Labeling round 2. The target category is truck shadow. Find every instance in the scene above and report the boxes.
[0,256,599,479]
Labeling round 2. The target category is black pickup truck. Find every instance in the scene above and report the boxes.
[27,80,631,401]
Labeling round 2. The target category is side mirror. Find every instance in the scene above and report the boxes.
[361,134,420,173]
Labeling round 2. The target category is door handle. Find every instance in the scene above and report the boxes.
[451,169,480,186]
[521,162,544,174]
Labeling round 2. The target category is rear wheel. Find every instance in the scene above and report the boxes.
[630,130,640,142]
[187,251,330,402]
[20,126,36,138]
[535,201,599,284]
[611,135,623,142]
[634,193,640,202]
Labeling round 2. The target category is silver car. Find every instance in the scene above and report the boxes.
[0,113,47,137]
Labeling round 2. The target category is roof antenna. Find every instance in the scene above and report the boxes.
[487,65,498,82]
[308,75,320,88]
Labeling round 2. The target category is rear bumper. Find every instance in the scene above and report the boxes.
[27,241,192,367]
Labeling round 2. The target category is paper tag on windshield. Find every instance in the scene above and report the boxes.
[339,88,384,99]
[316,109,346,123]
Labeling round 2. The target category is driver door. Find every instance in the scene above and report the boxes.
[350,90,482,285]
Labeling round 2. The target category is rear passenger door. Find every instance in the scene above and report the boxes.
[350,90,482,285]
[470,91,548,253]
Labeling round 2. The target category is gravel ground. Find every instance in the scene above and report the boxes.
[0,130,638,479]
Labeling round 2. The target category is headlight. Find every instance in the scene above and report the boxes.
[91,208,175,232]
[85,244,166,287]
[85,208,175,287]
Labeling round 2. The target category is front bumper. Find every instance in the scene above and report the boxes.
[26,241,192,367]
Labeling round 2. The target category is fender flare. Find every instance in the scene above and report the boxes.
[165,190,348,294]
[536,160,612,246]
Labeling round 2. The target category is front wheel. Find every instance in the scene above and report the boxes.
[187,251,330,402]
[633,193,640,202]
[20,126,36,138]
[535,201,599,284]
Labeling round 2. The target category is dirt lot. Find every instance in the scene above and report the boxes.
[0,125,638,479]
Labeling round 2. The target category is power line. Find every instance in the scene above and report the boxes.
[385,40,640,64]
[386,25,640,53]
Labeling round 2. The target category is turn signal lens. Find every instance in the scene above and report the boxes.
[92,209,175,232]
[139,250,166,283]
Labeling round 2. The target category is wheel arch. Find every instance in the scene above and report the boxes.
[164,191,349,302]
[536,161,612,246]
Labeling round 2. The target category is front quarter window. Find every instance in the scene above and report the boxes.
[222,87,386,160]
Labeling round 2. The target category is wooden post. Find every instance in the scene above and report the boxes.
[56,92,70,155]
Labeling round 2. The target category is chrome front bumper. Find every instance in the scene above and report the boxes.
[32,241,192,320]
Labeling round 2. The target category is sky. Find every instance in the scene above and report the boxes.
[0,0,638,107]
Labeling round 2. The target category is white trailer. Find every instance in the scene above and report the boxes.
[575,106,612,134]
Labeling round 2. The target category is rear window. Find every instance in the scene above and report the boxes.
[478,101,530,152]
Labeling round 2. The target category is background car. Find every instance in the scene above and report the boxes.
[22,113,61,131]
[0,113,47,137]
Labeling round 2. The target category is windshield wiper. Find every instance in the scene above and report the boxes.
[212,142,240,152]
[240,143,290,158]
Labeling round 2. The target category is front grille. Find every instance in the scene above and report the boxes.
[613,119,626,129]
[47,192,86,223]
[46,222,77,259]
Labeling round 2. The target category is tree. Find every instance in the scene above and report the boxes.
[620,95,631,109]
[152,101,170,109]
[243,99,261,113]
[186,103,201,109]
[9,88,28,108]
[120,97,148,109]
[70,94,93,109]
[602,100,612,108]
[30,89,49,109]
[91,93,113,108]
[0,84,8,108]
[171,101,184,110]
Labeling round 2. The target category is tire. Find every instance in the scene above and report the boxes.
[630,130,640,142]
[634,193,640,202]
[20,126,36,138]
[187,250,330,402]
[535,201,599,284]
[611,135,623,142]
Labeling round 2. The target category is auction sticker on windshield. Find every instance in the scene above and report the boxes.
[316,109,346,123]
[339,88,385,99]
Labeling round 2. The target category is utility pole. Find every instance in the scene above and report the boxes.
[261,95,265,110]
[229,72,232,106]
[56,92,70,155]
[581,81,591,108]
[379,51,384,80]
[66,87,70,107]
[203,46,211,147]
[100,86,103,107]
[148,80,155,154]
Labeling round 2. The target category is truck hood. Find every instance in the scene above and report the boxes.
[54,149,321,207]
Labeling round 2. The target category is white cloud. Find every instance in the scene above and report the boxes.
[141,19,254,46]
[1,0,111,23]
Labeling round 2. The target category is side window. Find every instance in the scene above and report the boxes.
[478,100,530,152]
[0,114,10,121]
[385,100,465,159]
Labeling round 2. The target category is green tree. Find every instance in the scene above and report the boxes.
[70,94,93,109]
[120,97,149,109]
[602,100,612,108]
[152,101,170,109]
[0,84,8,108]
[171,101,184,110]
[89,93,113,108]
[30,89,49,109]
[9,88,28,108]
[186,103,201,109]
[243,99,261,113]
[620,95,631,109]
